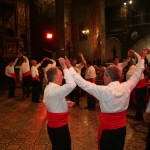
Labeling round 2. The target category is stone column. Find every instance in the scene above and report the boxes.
[99,0,105,64]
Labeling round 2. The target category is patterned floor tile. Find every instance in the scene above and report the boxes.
[0,88,148,150]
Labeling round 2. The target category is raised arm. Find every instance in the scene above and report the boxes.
[120,50,132,69]
[35,57,47,69]
[52,57,76,98]
[22,55,29,64]
[65,56,104,100]
[124,49,148,91]
[79,52,86,65]
[50,58,56,67]
[13,57,19,66]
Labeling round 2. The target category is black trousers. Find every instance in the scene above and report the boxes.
[87,94,96,110]
[69,86,80,106]
[100,126,126,150]
[135,86,147,120]
[146,125,150,150]
[32,80,40,102]
[47,124,71,150]
[8,77,16,97]
[22,75,31,97]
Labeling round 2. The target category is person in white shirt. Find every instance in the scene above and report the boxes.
[126,50,147,121]
[19,54,31,98]
[144,99,150,150]
[43,58,76,150]
[69,52,86,106]
[31,58,46,103]
[44,58,56,72]
[5,56,18,98]
[43,58,56,85]
[63,49,147,150]
[110,55,130,82]
[84,60,97,110]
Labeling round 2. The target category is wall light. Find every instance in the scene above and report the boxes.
[82,29,90,35]
[129,0,133,4]
[123,2,127,6]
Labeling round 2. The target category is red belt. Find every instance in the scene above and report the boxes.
[136,79,147,88]
[23,71,30,78]
[98,111,126,150]
[47,111,68,128]
[10,73,16,79]
[32,75,39,80]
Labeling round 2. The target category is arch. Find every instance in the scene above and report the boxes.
[105,37,121,62]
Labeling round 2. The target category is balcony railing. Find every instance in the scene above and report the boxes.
[106,12,150,32]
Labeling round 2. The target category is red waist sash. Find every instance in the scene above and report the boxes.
[23,71,30,78]
[98,111,126,150]
[10,73,16,79]
[47,111,68,128]
[136,79,147,88]
[32,75,39,81]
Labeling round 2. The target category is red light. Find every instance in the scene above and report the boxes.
[46,33,53,39]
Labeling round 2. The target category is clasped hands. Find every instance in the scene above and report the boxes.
[128,48,149,59]
[58,56,72,69]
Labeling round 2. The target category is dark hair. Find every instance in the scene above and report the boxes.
[20,57,26,64]
[113,56,119,61]
[46,67,57,82]
[7,58,14,64]
[86,60,92,66]
[105,66,121,81]
[70,58,77,62]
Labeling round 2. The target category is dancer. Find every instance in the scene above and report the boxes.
[5,56,19,98]
[69,52,86,106]
[43,58,76,150]
[19,54,31,98]
[126,50,147,121]
[64,49,147,150]
[31,58,47,103]
[144,99,150,150]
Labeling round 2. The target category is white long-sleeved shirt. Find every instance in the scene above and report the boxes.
[85,65,96,79]
[19,56,30,80]
[110,59,129,75]
[69,59,144,113]
[45,59,56,72]
[43,69,76,113]
[126,52,144,80]
[44,59,56,79]
[5,58,18,77]
[31,63,41,79]
[73,63,84,75]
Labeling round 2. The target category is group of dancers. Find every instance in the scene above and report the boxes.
[5,49,150,150]
[43,49,150,150]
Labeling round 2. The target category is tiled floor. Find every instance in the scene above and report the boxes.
[0,88,148,150]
